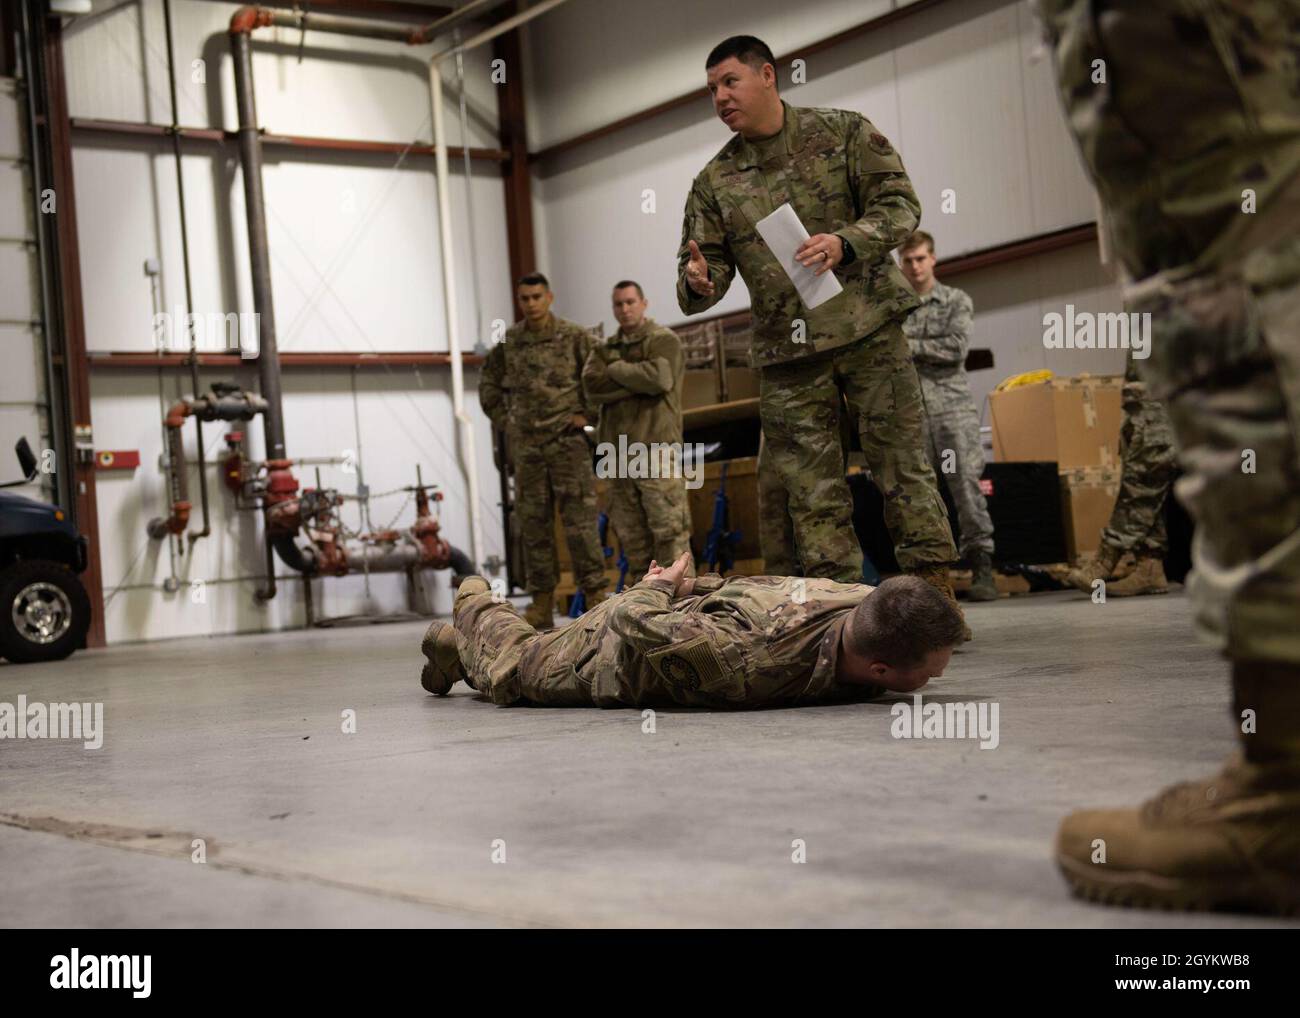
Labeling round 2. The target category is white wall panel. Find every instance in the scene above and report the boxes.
[533,106,752,337]
[73,144,509,356]
[522,0,894,152]
[891,0,1043,255]
[1014,1,1096,233]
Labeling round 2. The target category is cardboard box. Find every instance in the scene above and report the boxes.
[990,375,1123,470]
[681,369,718,410]
[1059,466,1121,560]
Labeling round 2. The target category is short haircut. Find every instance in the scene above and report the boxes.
[706,35,778,79]
[612,280,644,299]
[845,575,965,668]
[900,231,935,256]
[516,272,550,290]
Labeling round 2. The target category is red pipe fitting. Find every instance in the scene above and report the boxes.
[229,6,274,34]
[166,500,192,534]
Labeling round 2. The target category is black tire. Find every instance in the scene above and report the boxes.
[0,559,92,664]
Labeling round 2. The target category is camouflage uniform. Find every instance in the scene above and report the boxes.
[677,100,956,582]
[479,314,607,596]
[452,572,885,708]
[1044,0,1300,914]
[1043,0,1300,663]
[903,282,995,558]
[581,318,693,576]
[757,433,799,575]
[1099,354,1177,556]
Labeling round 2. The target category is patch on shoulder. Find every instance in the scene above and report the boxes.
[868,132,894,156]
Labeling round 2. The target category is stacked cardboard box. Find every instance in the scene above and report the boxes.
[989,375,1124,560]
[1058,466,1122,559]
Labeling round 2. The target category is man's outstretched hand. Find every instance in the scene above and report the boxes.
[642,551,694,596]
[684,241,715,297]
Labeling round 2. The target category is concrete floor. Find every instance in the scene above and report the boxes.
[1,587,1294,928]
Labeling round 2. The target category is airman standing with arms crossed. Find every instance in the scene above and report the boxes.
[582,280,694,580]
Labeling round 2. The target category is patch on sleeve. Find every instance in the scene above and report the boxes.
[646,635,726,693]
[868,132,894,156]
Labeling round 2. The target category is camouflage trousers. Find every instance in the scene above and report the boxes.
[1099,380,1176,556]
[451,583,593,707]
[1045,0,1300,664]
[919,403,994,559]
[606,476,693,579]
[512,430,607,595]
[757,433,799,575]
[760,324,957,581]
[1134,258,1300,663]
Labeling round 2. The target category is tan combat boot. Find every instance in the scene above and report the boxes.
[1055,662,1300,915]
[420,620,465,696]
[582,588,608,611]
[1065,542,1121,592]
[913,564,972,642]
[523,591,555,630]
[1105,555,1168,597]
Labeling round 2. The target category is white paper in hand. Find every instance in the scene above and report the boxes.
[755,202,843,310]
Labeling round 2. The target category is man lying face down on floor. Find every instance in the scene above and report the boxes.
[420,552,962,709]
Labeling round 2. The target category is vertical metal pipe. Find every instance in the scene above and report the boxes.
[230,30,286,462]
[163,0,210,542]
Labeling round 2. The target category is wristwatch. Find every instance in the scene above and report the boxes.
[839,235,856,266]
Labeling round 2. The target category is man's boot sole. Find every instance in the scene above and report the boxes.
[420,621,463,696]
[1057,853,1300,916]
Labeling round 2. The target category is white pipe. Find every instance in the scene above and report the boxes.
[430,63,485,575]
[431,0,572,63]
[428,0,573,578]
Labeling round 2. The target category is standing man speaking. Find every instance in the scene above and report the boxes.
[676,36,963,631]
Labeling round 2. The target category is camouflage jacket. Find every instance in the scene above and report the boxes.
[1038,0,1300,281]
[581,318,684,450]
[479,314,597,442]
[520,573,886,708]
[902,281,977,414]
[676,101,921,367]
